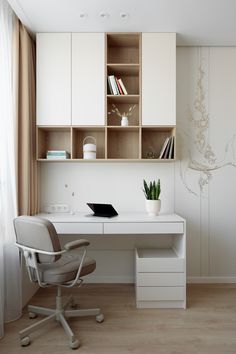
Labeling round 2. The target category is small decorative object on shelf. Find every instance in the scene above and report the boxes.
[46,150,70,160]
[143,179,161,216]
[108,103,136,126]
[145,147,158,159]
[83,136,96,159]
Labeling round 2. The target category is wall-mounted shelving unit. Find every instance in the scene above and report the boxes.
[36,32,176,162]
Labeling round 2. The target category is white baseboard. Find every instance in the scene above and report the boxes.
[187,276,236,284]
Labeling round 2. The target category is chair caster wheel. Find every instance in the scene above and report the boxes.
[69,338,80,349]
[96,313,104,323]
[29,312,37,319]
[21,336,31,346]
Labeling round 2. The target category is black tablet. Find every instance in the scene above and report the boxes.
[87,203,118,218]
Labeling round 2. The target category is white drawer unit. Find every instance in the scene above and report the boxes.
[135,248,186,309]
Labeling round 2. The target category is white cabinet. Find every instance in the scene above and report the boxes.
[36,33,71,126]
[142,33,176,126]
[72,33,105,126]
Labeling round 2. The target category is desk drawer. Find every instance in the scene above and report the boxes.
[137,257,184,272]
[53,222,103,234]
[136,286,185,301]
[104,222,184,234]
[137,272,185,287]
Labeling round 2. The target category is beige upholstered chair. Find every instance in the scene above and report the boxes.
[14,215,104,349]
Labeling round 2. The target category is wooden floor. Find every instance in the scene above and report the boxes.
[1,284,236,354]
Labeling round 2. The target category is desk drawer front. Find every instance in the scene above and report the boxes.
[104,222,184,234]
[137,258,184,272]
[53,222,103,234]
[137,272,185,287]
[136,286,185,301]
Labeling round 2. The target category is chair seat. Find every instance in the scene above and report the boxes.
[38,250,96,284]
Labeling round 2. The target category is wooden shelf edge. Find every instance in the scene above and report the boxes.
[37,158,176,163]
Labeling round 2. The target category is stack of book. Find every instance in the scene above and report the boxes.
[159,136,175,159]
[107,75,128,95]
[46,151,70,159]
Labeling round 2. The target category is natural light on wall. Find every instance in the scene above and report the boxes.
[0,0,22,338]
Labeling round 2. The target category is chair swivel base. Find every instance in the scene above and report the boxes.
[19,293,104,350]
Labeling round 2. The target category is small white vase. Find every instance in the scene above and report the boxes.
[145,199,161,216]
[121,116,129,126]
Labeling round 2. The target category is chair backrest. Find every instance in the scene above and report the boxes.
[14,216,61,263]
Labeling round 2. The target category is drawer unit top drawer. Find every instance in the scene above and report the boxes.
[104,222,184,234]
[136,248,185,272]
[53,222,103,234]
[136,272,185,287]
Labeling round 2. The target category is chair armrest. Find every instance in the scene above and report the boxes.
[64,239,90,251]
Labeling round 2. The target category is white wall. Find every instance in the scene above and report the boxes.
[40,47,236,283]
[176,47,236,282]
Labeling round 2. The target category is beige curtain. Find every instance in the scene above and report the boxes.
[13,18,39,215]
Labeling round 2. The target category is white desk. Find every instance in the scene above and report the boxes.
[39,212,186,309]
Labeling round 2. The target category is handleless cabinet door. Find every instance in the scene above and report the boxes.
[72,33,105,125]
[36,33,71,125]
[142,33,176,126]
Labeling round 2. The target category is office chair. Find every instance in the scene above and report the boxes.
[14,215,104,349]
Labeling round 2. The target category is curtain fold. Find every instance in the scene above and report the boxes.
[13,18,38,216]
[0,0,21,338]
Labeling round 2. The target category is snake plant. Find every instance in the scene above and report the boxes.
[143,179,161,200]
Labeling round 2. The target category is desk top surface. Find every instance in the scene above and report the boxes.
[38,212,185,224]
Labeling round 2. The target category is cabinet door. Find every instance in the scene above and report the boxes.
[142,33,176,126]
[36,33,71,126]
[72,33,105,125]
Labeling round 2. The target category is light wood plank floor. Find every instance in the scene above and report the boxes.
[1,284,236,354]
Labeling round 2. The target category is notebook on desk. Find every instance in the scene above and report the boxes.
[87,203,118,218]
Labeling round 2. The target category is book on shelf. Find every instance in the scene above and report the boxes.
[115,77,124,95]
[46,150,70,159]
[168,136,175,159]
[107,75,128,95]
[159,137,170,158]
[159,136,174,159]
[108,75,119,95]
[107,77,113,94]
[118,78,128,95]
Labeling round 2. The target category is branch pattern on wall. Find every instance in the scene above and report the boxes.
[178,48,236,196]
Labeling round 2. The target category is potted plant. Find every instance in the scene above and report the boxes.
[143,179,161,216]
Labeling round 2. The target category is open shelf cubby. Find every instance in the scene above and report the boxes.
[107,33,140,64]
[107,127,140,159]
[107,95,140,126]
[72,127,105,159]
[37,127,72,160]
[141,127,175,160]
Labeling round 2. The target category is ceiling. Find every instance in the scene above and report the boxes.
[7,0,236,46]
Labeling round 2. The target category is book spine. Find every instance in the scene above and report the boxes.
[115,77,124,95]
[118,78,128,95]
[107,76,113,94]
[109,75,119,95]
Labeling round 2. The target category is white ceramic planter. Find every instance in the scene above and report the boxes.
[145,199,161,216]
[121,116,129,126]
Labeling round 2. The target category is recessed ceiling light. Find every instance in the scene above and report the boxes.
[79,13,88,19]
[120,12,129,19]
[99,12,109,19]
